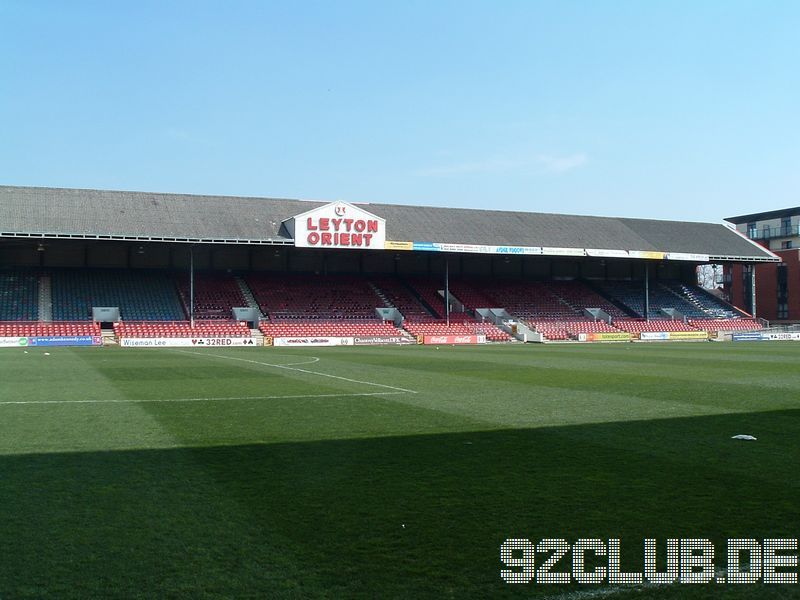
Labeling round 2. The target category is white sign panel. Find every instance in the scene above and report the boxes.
[286,202,386,250]
[541,247,587,257]
[120,337,257,348]
[431,243,543,255]
[666,252,710,262]
[765,332,800,341]
[586,248,630,258]
[273,336,354,347]
[639,332,670,340]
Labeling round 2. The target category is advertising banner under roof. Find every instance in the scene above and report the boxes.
[285,201,386,250]
[281,201,717,262]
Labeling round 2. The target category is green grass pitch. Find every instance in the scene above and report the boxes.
[1,342,800,599]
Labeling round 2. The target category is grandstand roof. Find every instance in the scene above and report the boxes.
[725,207,800,224]
[0,185,778,262]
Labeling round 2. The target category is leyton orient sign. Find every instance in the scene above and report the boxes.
[286,201,386,250]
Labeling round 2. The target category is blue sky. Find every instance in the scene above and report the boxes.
[1,1,798,222]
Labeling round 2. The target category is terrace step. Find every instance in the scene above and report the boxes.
[367,281,394,308]
[249,328,265,346]
[102,327,118,346]
[235,276,264,317]
[38,274,53,322]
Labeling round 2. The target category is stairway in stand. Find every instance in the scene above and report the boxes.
[235,276,265,318]
[38,274,53,322]
[367,280,394,308]
[250,327,265,346]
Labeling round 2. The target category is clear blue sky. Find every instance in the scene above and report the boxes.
[1,1,798,223]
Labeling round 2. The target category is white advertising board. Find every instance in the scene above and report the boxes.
[273,336,354,347]
[120,337,257,348]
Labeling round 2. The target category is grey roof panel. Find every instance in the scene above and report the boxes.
[0,185,776,261]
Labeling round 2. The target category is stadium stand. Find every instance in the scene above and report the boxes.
[613,319,699,334]
[597,281,696,318]
[452,280,628,341]
[246,274,411,338]
[400,319,511,342]
[0,271,38,321]
[114,320,251,338]
[439,279,499,312]
[399,277,513,339]
[51,269,185,321]
[0,187,781,345]
[402,320,474,337]
[526,318,622,341]
[688,318,763,331]
[404,277,473,321]
[369,277,437,321]
[547,282,629,318]
[259,320,404,338]
[247,274,382,320]
[527,321,570,341]
[463,321,513,341]
[660,282,742,319]
[0,321,99,336]
[175,274,246,320]
[563,320,621,335]
[478,280,578,320]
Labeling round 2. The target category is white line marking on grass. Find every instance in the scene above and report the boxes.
[539,586,644,600]
[283,356,321,366]
[174,350,419,394]
[0,391,409,406]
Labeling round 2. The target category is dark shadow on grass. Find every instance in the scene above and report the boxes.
[2,410,800,599]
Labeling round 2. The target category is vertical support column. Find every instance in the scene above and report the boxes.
[189,245,195,328]
[445,258,450,326]
[644,263,650,320]
[751,264,757,319]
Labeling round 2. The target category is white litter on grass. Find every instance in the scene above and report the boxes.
[731,434,757,441]
[23,351,28,354]
[43,352,50,356]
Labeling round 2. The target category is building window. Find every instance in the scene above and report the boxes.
[782,217,792,237]
[778,303,789,319]
[777,265,788,298]
[747,222,757,238]
[781,241,793,249]
[777,265,789,319]
[762,225,771,239]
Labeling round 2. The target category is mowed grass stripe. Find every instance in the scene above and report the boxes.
[321,343,800,390]
[3,412,796,598]
[0,390,409,405]
[2,344,800,598]
[173,348,419,393]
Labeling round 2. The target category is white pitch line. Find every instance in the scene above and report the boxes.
[279,356,321,366]
[175,350,419,394]
[0,391,409,406]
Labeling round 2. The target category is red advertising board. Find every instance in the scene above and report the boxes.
[422,335,486,345]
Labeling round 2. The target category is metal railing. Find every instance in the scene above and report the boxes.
[750,225,800,240]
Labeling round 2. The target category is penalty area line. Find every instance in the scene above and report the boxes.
[0,391,410,406]
[174,350,419,394]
